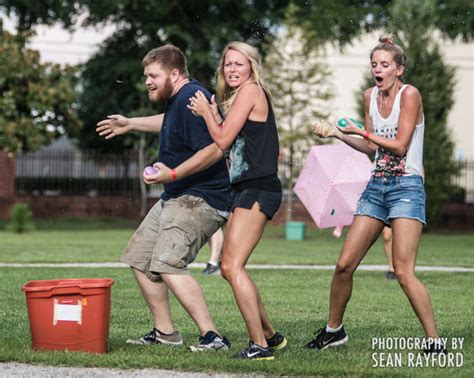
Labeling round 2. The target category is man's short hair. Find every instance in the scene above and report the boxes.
[142,45,189,77]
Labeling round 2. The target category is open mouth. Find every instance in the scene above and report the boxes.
[375,76,384,85]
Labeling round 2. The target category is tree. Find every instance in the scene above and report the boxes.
[1,0,290,153]
[263,22,333,222]
[292,0,392,46]
[3,0,470,156]
[0,25,80,153]
[0,0,410,154]
[356,0,461,225]
[295,0,473,47]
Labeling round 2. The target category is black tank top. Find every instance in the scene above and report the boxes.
[228,94,281,192]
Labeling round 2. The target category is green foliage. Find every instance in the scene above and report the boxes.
[264,25,333,158]
[0,0,79,31]
[292,0,392,46]
[263,16,333,221]
[390,1,461,226]
[2,0,471,155]
[73,0,290,153]
[295,0,473,47]
[0,26,81,153]
[356,0,461,225]
[430,0,474,41]
[6,203,35,233]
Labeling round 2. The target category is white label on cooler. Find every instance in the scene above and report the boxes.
[53,299,82,325]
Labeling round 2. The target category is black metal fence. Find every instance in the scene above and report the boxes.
[455,159,474,203]
[15,150,143,197]
[15,150,474,203]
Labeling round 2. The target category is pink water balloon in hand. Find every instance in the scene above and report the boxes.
[144,166,159,176]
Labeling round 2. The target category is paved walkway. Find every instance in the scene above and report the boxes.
[1,262,473,272]
[0,362,257,377]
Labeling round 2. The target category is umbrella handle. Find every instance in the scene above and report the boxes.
[332,224,343,238]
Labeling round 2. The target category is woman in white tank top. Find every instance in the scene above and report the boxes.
[308,36,445,353]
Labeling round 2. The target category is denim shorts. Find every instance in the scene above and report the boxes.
[354,175,426,226]
[231,189,282,220]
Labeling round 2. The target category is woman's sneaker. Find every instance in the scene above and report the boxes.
[423,339,447,355]
[235,341,274,360]
[305,327,348,350]
[126,328,183,346]
[188,330,230,352]
[266,332,288,350]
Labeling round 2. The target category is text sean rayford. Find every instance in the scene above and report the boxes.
[370,337,464,368]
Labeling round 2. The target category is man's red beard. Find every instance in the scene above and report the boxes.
[149,77,174,102]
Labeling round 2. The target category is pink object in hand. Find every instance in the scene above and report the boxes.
[144,166,159,176]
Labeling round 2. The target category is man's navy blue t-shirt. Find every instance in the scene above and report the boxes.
[158,79,233,212]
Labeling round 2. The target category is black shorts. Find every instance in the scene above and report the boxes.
[231,189,282,220]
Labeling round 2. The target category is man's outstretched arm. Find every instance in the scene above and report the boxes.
[96,114,164,139]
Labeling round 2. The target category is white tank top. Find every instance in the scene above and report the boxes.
[369,84,424,177]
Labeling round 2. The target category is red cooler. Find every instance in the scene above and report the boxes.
[22,278,114,354]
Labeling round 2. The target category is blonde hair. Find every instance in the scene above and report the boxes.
[216,41,271,113]
[370,35,406,67]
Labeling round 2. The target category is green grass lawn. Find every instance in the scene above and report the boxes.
[1,268,472,376]
[1,218,473,266]
[0,219,473,376]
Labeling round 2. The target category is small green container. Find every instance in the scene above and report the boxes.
[285,221,306,241]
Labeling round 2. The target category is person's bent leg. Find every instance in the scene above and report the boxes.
[221,204,270,347]
[132,268,175,333]
[328,216,385,328]
[120,200,181,344]
[306,216,384,350]
[391,218,438,338]
[160,273,217,335]
[149,195,225,339]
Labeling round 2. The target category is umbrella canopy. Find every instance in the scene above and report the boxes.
[294,143,373,237]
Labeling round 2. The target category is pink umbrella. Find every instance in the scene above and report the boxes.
[294,143,373,237]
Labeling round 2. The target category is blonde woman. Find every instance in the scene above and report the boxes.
[188,41,286,360]
[308,36,445,354]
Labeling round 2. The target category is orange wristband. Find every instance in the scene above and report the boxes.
[363,130,372,139]
[170,168,177,181]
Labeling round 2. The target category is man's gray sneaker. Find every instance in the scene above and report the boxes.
[188,330,230,352]
[126,328,183,346]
